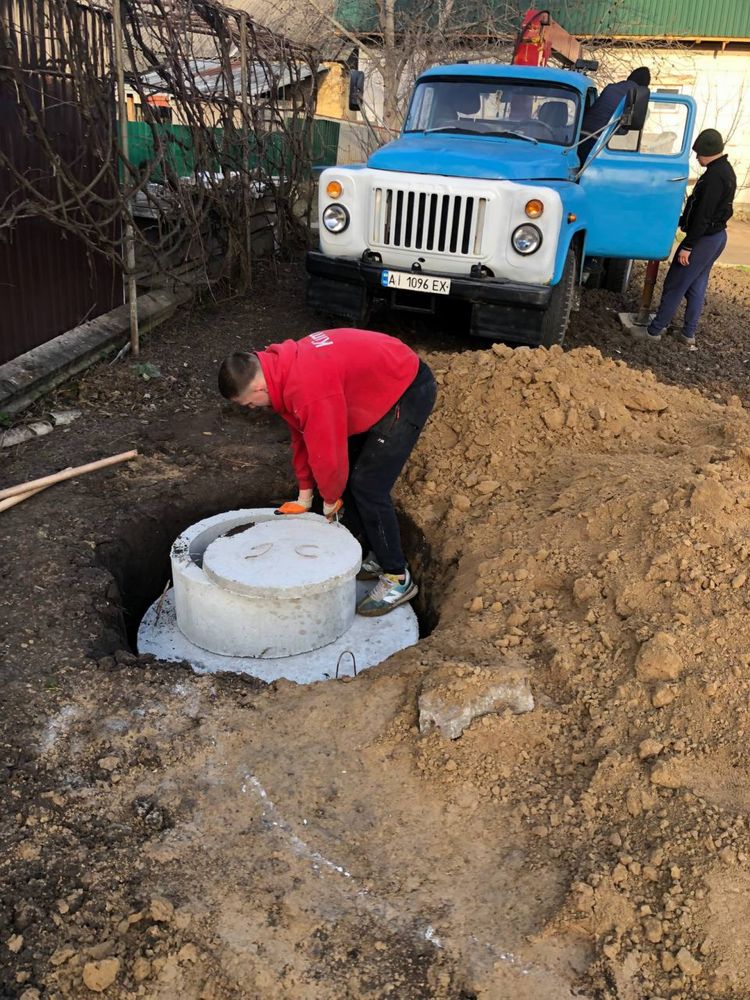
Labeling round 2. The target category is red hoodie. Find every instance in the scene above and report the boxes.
[256,329,419,503]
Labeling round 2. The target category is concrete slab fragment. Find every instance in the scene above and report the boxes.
[418,659,534,739]
[49,409,82,426]
[1,425,37,448]
[618,311,655,334]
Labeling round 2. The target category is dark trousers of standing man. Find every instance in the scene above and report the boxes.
[343,361,437,575]
[647,230,727,339]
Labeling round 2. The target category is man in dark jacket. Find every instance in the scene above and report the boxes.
[639,129,736,349]
[579,67,651,163]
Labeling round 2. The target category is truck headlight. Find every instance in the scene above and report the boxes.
[511,224,542,255]
[322,204,350,233]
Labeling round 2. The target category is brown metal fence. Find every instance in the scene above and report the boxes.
[0,0,122,366]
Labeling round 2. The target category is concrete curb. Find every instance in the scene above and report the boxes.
[0,288,192,416]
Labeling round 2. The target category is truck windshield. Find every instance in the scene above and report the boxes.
[404,78,580,147]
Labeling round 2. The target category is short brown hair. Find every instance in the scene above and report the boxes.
[218,352,260,399]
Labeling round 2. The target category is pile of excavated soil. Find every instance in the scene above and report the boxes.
[21,343,750,1000]
[5,267,750,1000]
[396,342,750,999]
[566,264,750,409]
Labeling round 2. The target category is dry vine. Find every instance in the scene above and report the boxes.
[0,0,320,292]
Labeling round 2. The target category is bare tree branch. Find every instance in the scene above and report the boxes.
[0,0,321,292]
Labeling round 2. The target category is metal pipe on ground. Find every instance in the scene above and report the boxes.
[636,260,660,325]
[618,259,661,334]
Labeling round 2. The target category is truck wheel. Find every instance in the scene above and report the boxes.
[540,248,576,348]
[583,257,603,290]
[603,258,633,294]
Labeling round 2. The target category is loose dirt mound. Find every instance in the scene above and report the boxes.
[6,318,750,999]
[397,343,750,998]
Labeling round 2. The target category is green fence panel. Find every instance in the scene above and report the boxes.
[310,118,341,167]
[125,121,230,180]
[122,117,340,185]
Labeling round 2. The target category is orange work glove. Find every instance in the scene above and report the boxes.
[275,490,313,515]
[323,499,343,522]
[275,501,310,515]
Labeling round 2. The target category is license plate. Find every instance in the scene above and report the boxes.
[380,270,451,295]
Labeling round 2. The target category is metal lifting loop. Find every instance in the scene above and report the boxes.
[244,541,274,559]
[295,544,320,558]
[335,650,357,679]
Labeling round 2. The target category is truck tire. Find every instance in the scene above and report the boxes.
[603,258,633,294]
[583,257,603,290]
[540,248,576,348]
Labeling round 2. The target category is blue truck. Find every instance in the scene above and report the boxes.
[306,63,697,346]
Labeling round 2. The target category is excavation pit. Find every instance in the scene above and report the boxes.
[137,508,420,683]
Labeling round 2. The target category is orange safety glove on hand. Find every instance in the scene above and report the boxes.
[275,490,313,515]
[275,502,309,515]
[323,499,343,522]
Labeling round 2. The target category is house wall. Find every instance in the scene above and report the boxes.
[360,53,386,126]
[358,50,416,140]
[317,62,354,119]
[591,47,750,209]
[336,120,386,162]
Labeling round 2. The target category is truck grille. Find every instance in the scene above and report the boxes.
[371,186,488,256]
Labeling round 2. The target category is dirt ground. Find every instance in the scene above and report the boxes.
[3,260,750,1000]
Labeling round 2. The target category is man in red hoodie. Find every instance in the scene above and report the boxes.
[218,329,436,616]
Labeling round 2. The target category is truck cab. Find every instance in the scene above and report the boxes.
[306,64,696,346]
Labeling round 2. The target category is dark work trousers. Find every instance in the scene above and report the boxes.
[343,360,437,576]
[648,230,727,338]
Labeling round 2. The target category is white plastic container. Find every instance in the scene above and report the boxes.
[171,509,362,658]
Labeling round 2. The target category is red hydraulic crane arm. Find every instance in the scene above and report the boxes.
[512,8,582,67]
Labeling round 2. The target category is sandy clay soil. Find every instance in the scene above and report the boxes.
[2,261,750,1000]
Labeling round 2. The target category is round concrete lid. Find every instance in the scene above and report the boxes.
[202,518,362,598]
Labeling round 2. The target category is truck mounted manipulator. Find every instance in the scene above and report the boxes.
[306,63,696,347]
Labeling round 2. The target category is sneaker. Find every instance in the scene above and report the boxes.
[630,324,657,340]
[357,551,382,581]
[630,320,661,341]
[680,334,697,351]
[357,569,418,617]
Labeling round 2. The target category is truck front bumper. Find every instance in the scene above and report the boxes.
[306,251,553,307]
[306,251,554,341]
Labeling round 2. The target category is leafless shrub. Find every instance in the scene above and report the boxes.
[0,0,320,292]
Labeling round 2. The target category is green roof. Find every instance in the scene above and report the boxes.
[545,1,750,40]
[335,0,750,39]
[334,0,525,35]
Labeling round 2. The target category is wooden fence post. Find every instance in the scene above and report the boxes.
[239,13,253,290]
[112,0,140,355]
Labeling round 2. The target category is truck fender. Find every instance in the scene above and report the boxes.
[553,230,586,285]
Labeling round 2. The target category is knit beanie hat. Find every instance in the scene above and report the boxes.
[693,129,724,156]
[628,67,651,87]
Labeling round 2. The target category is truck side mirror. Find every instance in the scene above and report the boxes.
[620,91,634,129]
[629,84,649,132]
[348,70,365,112]
[621,85,649,131]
